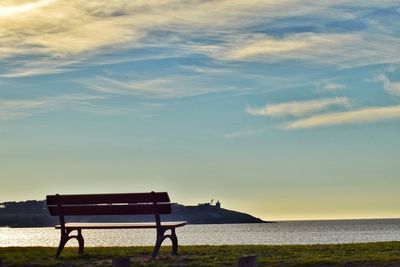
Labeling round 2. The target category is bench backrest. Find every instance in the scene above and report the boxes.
[46,192,171,216]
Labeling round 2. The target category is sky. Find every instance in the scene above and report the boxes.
[0,0,399,220]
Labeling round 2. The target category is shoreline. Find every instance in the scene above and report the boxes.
[4,217,400,229]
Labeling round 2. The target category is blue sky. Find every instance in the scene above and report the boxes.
[0,1,399,220]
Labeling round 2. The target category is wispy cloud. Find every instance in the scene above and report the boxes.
[0,0,322,59]
[0,49,184,78]
[222,129,266,140]
[316,82,346,92]
[246,97,351,118]
[220,33,355,61]
[0,1,142,59]
[0,94,106,120]
[0,99,47,120]
[1,1,400,76]
[376,74,400,96]
[0,58,75,78]
[205,32,400,68]
[85,75,236,99]
[285,105,400,129]
[0,0,55,18]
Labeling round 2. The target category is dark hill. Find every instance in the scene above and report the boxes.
[174,204,264,224]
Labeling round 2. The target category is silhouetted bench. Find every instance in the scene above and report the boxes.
[46,192,186,258]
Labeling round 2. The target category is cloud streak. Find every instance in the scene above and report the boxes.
[204,32,400,68]
[85,75,237,99]
[316,82,346,92]
[0,94,106,120]
[285,105,400,129]
[220,33,355,60]
[222,129,266,140]
[246,97,351,118]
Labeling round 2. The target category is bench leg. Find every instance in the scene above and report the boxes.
[55,234,68,258]
[55,229,85,258]
[77,229,84,255]
[171,228,178,255]
[151,228,179,258]
[151,229,166,258]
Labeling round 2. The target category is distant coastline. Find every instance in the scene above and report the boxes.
[0,200,267,228]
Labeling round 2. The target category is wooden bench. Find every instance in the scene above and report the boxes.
[46,192,186,258]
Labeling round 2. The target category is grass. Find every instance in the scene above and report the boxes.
[0,242,399,266]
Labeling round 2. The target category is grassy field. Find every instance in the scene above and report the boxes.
[0,242,399,266]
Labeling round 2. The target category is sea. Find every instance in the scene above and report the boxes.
[1,219,399,247]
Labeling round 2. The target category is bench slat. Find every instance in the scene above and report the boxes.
[46,192,170,205]
[56,221,187,229]
[48,203,171,216]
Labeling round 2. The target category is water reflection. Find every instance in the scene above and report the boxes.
[1,219,399,247]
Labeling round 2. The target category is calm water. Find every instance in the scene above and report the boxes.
[1,219,399,247]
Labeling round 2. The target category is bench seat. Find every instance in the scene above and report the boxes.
[56,221,187,230]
